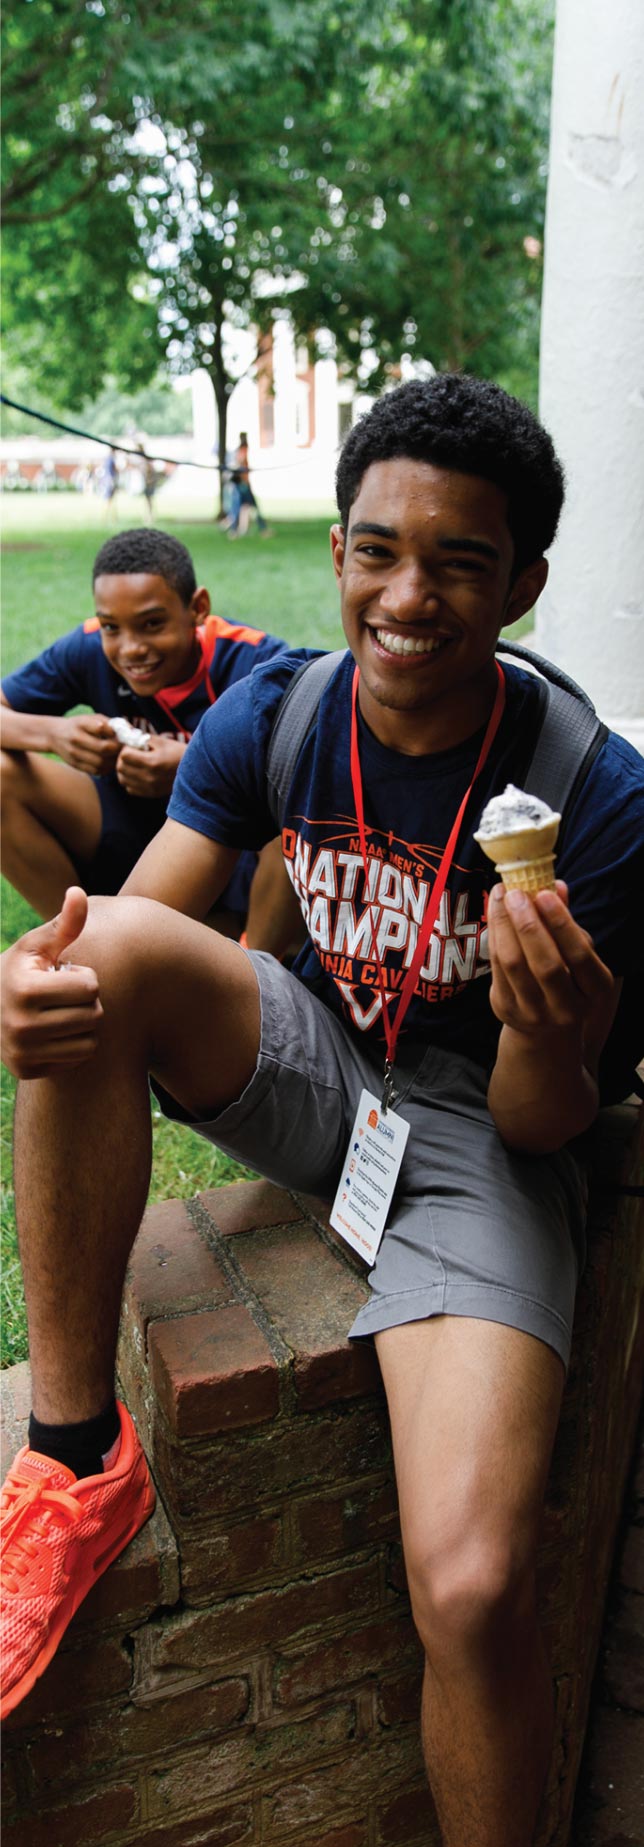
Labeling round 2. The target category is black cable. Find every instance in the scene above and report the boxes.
[0,393,316,474]
[0,393,220,472]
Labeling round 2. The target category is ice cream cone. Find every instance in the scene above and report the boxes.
[474,815,560,893]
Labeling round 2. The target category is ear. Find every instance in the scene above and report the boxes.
[330,524,345,585]
[503,558,549,628]
[190,586,211,622]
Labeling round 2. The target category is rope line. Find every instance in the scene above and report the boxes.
[0,394,323,474]
[0,394,221,471]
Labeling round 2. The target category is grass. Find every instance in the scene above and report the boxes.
[0,490,533,1366]
[1,496,344,1366]
[1,491,345,674]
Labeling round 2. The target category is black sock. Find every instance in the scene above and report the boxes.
[27,1399,121,1480]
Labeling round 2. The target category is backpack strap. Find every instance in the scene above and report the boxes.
[266,650,347,830]
[497,637,596,707]
[266,639,609,844]
[496,640,608,841]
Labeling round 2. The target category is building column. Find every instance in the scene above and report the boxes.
[190,368,217,459]
[537,0,644,751]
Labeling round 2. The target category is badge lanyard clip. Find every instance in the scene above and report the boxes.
[381,1059,398,1116]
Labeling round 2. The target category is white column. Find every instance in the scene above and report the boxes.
[272,316,298,452]
[314,356,340,455]
[537,0,644,751]
[190,368,217,459]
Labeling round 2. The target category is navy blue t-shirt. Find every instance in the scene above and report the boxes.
[2,613,288,901]
[169,649,644,1076]
[2,611,287,741]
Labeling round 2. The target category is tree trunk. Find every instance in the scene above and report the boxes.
[211,316,229,522]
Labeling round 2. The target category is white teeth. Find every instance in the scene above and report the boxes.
[375,629,443,657]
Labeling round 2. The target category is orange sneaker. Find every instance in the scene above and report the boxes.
[0,1400,155,1719]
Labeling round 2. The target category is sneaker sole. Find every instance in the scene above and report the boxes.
[0,1475,155,1720]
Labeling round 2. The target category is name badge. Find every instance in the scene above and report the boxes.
[330,1088,410,1266]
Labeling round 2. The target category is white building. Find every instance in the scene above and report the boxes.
[191,315,379,510]
[0,317,416,511]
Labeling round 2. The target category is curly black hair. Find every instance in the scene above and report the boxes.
[335,375,565,573]
[92,529,197,603]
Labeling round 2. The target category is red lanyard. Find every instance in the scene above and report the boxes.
[153,628,217,735]
[350,660,506,1102]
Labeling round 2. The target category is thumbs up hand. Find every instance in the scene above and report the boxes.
[0,887,104,1078]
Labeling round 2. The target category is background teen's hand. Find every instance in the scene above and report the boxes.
[487,879,617,1065]
[0,887,103,1078]
[54,714,121,775]
[116,733,186,798]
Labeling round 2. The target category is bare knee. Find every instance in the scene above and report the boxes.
[70,894,234,1019]
[46,895,187,1062]
[0,750,38,867]
[406,1521,537,1663]
[70,894,258,1111]
[1,747,62,845]
[0,746,29,813]
[69,894,172,983]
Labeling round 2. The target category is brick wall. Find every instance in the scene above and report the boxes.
[1,1103,642,1847]
[571,1418,644,1844]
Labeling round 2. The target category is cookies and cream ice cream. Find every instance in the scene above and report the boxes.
[108,716,152,751]
[474,783,561,893]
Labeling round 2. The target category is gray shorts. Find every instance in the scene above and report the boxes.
[156,952,588,1368]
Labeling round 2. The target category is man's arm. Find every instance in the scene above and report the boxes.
[486,882,620,1153]
[121,816,240,919]
[0,690,119,775]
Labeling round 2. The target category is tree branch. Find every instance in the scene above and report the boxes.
[2,169,109,226]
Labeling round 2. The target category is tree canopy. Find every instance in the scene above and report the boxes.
[2,0,554,435]
[1,0,171,398]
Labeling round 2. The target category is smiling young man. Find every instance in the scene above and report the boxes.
[1,378,642,1847]
[0,527,289,936]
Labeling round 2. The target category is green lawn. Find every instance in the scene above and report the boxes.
[1,496,345,1365]
[1,490,345,674]
[1,492,533,1365]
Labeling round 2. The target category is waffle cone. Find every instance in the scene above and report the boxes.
[474,816,560,894]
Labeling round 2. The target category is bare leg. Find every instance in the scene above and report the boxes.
[1,750,102,917]
[13,895,261,1423]
[376,1317,564,1847]
[244,838,305,957]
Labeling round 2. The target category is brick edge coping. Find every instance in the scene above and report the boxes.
[2,1112,643,1846]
